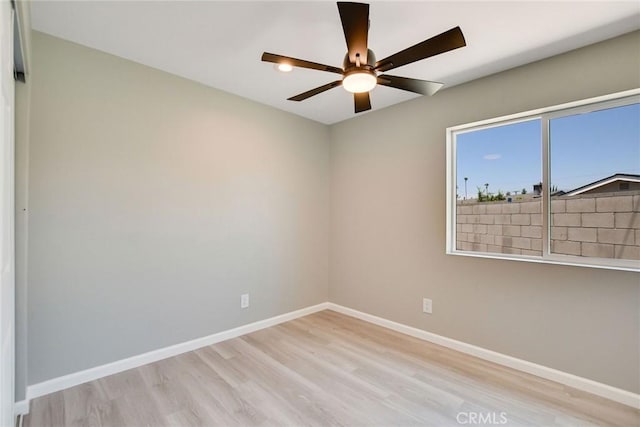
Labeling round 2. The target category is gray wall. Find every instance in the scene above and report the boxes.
[27,32,330,385]
[25,29,640,396]
[329,31,640,394]
[15,80,30,401]
[14,0,32,401]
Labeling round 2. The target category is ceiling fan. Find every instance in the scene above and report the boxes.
[261,2,466,113]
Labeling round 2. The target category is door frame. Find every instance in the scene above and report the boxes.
[0,0,16,425]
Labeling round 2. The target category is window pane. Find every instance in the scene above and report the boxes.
[550,103,640,260]
[456,119,542,255]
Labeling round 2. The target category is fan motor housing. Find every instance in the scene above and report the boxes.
[343,49,376,72]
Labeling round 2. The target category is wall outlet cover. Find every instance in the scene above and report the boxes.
[423,298,432,314]
[241,294,249,309]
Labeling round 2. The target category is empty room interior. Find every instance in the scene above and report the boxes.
[1,1,640,426]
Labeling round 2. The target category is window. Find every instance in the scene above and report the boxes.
[455,119,542,256]
[447,90,640,271]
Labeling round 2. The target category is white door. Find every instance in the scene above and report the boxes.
[0,0,15,425]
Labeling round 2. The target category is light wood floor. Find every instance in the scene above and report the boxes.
[24,310,639,427]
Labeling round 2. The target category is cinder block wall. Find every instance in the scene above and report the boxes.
[456,191,640,259]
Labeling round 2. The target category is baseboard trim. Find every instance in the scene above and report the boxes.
[14,399,29,416]
[326,303,640,410]
[25,302,329,402]
[22,301,640,411]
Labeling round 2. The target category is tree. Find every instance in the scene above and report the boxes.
[521,188,527,195]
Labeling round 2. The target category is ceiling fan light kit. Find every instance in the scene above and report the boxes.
[261,1,466,113]
[342,70,376,93]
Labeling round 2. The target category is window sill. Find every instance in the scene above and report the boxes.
[447,249,640,273]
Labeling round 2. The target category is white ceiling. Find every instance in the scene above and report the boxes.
[31,1,640,124]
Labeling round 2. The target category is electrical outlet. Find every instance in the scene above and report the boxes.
[241,293,249,309]
[422,298,432,314]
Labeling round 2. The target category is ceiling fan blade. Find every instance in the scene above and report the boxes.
[337,2,369,65]
[377,75,444,96]
[288,80,343,102]
[354,92,371,113]
[375,26,466,72]
[262,52,343,75]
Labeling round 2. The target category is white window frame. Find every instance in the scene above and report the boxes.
[446,89,640,272]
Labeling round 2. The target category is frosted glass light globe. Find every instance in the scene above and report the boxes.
[342,72,376,93]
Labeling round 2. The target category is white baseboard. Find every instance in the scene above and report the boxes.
[21,301,640,412]
[14,399,29,416]
[25,302,330,403]
[326,303,640,410]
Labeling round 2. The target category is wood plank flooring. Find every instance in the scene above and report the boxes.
[24,310,639,426]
